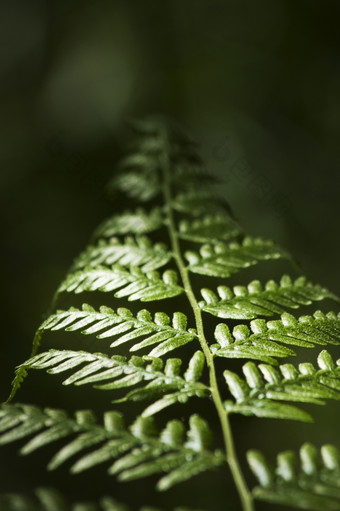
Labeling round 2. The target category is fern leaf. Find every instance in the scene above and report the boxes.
[248,443,340,510]
[210,310,340,364]
[94,208,163,239]
[0,404,224,490]
[179,214,242,243]
[110,169,160,202]
[73,236,172,272]
[58,266,184,302]
[223,350,340,421]
[0,488,202,511]
[38,305,197,357]
[172,165,218,192]
[0,488,70,511]
[108,152,161,202]
[185,237,288,278]
[211,322,295,365]
[200,275,337,320]
[248,310,340,347]
[172,190,226,216]
[18,350,209,415]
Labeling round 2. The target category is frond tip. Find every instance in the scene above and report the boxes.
[248,443,340,510]
[0,404,224,491]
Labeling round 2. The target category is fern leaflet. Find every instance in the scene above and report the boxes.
[210,310,340,364]
[0,404,224,490]
[178,214,243,243]
[0,487,202,511]
[185,237,288,278]
[224,350,340,421]
[58,267,184,302]
[38,304,197,357]
[17,349,209,416]
[172,190,226,216]
[73,236,172,272]
[94,208,164,239]
[248,443,340,510]
[200,275,337,320]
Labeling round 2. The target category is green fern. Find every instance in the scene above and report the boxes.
[0,404,224,490]
[248,443,340,510]
[73,236,172,272]
[0,488,201,511]
[36,304,197,356]
[200,275,336,320]
[17,349,209,416]
[58,266,184,302]
[94,208,164,239]
[223,349,340,421]
[185,237,289,278]
[3,118,340,511]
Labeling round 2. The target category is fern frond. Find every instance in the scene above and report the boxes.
[58,266,184,302]
[179,214,242,243]
[18,350,209,416]
[247,310,340,347]
[210,310,340,364]
[0,404,224,490]
[200,275,337,320]
[185,237,288,278]
[73,236,172,272]
[39,305,197,357]
[5,117,340,511]
[172,190,226,216]
[112,169,160,202]
[223,349,340,421]
[0,488,203,511]
[248,443,340,510]
[109,152,161,202]
[0,488,72,511]
[211,322,296,365]
[94,208,163,239]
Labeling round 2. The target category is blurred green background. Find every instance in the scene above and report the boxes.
[1,0,340,509]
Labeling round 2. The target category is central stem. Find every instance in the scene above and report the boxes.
[160,131,254,511]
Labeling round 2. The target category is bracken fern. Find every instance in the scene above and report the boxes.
[2,118,340,511]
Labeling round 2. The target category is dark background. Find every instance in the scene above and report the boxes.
[1,1,340,510]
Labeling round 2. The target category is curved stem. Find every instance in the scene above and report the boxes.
[160,131,254,511]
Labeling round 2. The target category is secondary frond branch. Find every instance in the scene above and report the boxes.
[17,349,209,416]
[58,266,184,302]
[38,304,197,357]
[200,276,338,320]
[210,310,340,364]
[224,350,340,422]
[0,404,224,491]
[247,443,340,510]
[73,236,172,272]
[0,487,204,511]
[185,237,289,278]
